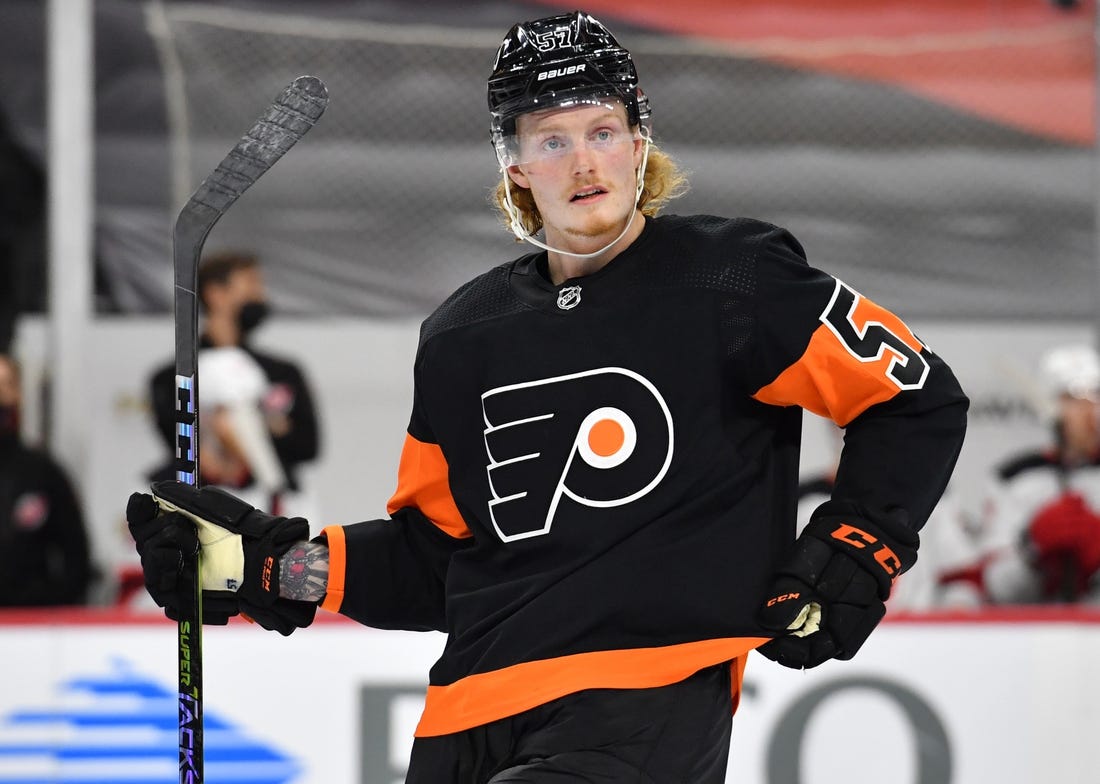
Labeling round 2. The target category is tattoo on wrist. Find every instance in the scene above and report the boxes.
[279,541,329,602]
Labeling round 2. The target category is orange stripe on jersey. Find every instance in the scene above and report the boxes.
[387,433,472,539]
[319,525,346,614]
[753,286,925,427]
[414,636,769,737]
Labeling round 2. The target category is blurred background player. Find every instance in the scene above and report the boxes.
[147,251,321,517]
[977,344,1100,603]
[0,352,92,606]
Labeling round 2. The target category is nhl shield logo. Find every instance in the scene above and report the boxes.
[556,285,582,310]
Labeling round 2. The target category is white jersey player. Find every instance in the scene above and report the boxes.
[978,345,1100,604]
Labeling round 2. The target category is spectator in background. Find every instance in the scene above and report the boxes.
[148,251,321,516]
[977,344,1100,603]
[0,353,92,606]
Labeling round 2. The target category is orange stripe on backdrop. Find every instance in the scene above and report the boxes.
[387,434,472,539]
[415,636,769,737]
[319,524,347,613]
[752,293,923,426]
[533,0,1095,144]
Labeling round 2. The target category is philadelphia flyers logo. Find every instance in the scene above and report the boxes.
[482,367,674,542]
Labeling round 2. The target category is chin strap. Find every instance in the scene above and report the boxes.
[499,136,651,260]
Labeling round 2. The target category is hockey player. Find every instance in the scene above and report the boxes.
[126,11,968,781]
[978,344,1100,603]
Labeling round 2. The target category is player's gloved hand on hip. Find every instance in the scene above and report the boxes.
[1026,493,1100,599]
[126,492,238,625]
[755,502,919,669]
[129,481,317,635]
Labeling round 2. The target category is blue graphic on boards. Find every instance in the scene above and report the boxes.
[0,658,299,783]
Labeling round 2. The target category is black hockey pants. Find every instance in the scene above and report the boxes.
[404,662,734,783]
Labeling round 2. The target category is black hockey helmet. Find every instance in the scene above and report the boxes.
[487,11,650,144]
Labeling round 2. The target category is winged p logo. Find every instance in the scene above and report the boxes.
[481,367,674,542]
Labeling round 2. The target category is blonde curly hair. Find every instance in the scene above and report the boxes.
[492,141,688,238]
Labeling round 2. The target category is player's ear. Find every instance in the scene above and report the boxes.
[506,164,530,190]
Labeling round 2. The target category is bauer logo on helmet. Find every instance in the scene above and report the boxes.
[537,64,587,81]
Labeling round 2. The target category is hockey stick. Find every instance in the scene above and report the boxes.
[172,75,328,784]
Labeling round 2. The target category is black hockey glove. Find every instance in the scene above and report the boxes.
[126,492,238,625]
[756,503,919,669]
[129,481,317,635]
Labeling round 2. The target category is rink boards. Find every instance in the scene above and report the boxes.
[0,609,1096,784]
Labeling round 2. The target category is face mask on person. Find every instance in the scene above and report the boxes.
[237,300,270,338]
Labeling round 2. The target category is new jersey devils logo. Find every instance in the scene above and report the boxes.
[482,367,674,542]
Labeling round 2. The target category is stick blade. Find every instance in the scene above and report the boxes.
[171,75,329,377]
[185,75,329,218]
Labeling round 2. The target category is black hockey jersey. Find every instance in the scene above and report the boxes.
[319,215,968,736]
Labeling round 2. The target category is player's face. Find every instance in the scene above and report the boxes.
[228,266,266,306]
[507,102,644,253]
[1060,392,1100,455]
[210,266,267,317]
[0,357,18,407]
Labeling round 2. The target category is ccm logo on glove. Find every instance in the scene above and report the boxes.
[261,555,275,593]
[766,592,802,607]
[829,523,903,580]
[754,506,919,669]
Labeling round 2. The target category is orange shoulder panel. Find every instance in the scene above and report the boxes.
[753,292,924,427]
[386,433,472,539]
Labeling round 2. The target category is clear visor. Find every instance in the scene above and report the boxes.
[495,99,647,168]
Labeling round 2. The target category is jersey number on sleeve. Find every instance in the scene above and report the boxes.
[820,280,929,390]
